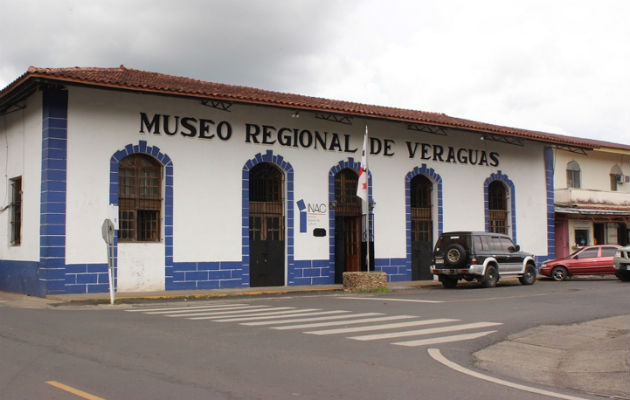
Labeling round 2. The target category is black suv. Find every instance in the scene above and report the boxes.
[431,231,537,288]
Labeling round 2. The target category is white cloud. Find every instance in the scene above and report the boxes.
[1,0,627,144]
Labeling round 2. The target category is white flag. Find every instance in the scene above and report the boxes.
[356,126,368,202]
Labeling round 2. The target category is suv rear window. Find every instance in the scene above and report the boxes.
[435,234,471,253]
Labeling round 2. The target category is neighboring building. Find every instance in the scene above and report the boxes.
[553,143,630,258]
[0,66,621,296]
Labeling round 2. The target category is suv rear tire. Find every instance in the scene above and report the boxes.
[481,265,498,288]
[441,276,458,289]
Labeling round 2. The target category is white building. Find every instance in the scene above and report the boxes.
[0,66,618,296]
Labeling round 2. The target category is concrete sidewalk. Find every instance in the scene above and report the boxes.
[41,279,440,304]
[474,315,630,399]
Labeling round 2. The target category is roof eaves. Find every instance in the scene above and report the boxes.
[0,66,614,151]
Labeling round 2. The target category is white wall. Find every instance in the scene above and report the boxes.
[0,93,42,261]
[64,86,552,268]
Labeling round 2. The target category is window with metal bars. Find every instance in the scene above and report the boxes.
[410,175,432,243]
[118,154,162,242]
[10,177,22,245]
[488,180,508,235]
[249,163,284,241]
[334,169,361,216]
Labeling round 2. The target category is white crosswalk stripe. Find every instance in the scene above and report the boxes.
[392,331,498,347]
[305,318,458,335]
[212,310,350,322]
[126,303,502,347]
[348,321,503,341]
[244,312,383,327]
[125,303,249,313]
[166,307,299,318]
[270,315,414,330]
[150,305,268,315]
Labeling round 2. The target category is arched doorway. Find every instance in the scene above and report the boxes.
[334,169,363,283]
[249,163,285,287]
[410,175,433,280]
[488,180,508,235]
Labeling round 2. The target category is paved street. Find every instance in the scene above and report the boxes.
[0,278,628,399]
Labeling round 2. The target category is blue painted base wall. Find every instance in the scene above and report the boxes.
[0,260,45,297]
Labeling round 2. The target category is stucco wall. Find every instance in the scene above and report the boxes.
[0,92,42,262]
[553,147,630,192]
[64,86,550,267]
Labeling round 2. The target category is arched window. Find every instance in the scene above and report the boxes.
[249,163,284,242]
[118,154,162,242]
[610,164,622,191]
[410,175,433,243]
[488,181,508,234]
[334,169,361,216]
[567,161,581,188]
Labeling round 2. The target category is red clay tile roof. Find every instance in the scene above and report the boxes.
[1,65,628,151]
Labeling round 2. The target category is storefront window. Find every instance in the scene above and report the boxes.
[574,229,589,247]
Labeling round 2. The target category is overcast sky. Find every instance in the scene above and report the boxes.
[1,0,628,144]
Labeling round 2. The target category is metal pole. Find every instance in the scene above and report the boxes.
[364,200,370,272]
[102,219,116,305]
[107,242,115,305]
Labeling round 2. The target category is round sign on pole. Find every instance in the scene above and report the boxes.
[102,219,115,245]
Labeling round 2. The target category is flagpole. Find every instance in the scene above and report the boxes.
[357,125,370,272]
[366,202,370,272]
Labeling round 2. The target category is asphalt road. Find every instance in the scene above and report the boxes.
[0,278,627,400]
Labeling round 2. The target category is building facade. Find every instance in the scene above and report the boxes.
[0,66,620,296]
[553,145,630,258]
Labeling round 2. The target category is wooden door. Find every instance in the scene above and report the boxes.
[343,216,361,271]
[334,169,362,283]
[249,163,285,287]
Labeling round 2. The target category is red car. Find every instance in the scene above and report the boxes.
[540,245,622,281]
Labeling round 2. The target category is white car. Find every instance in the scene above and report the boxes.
[613,245,630,281]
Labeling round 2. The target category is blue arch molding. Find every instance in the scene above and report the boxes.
[404,164,444,280]
[242,150,295,286]
[484,171,517,243]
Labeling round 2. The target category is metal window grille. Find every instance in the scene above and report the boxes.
[118,155,162,242]
[249,163,284,241]
[488,181,508,235]
[334,169,361,216]
[10,177,22,245]
[410,175,433,243]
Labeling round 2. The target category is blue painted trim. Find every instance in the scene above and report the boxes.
[404,164,444,280]
[241,150,294,286]
[544,146,555,260]
[484,171,517,243]
[107,140,175,292]
[328,158,373,275]
[296,199,307,233]
[0,260,45,296]
[40,88,68,295]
